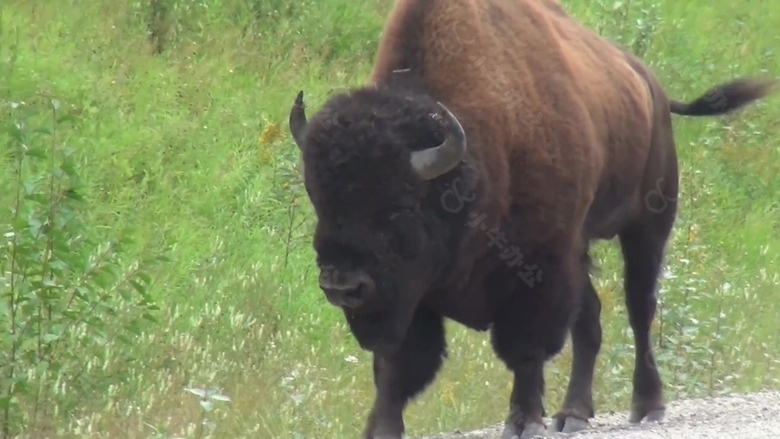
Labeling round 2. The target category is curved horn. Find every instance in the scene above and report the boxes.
[289,90,308,151]
[410,102,467,180]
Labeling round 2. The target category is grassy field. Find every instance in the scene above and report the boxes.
[1,0,779,438]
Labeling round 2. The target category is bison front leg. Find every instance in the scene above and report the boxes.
[490,267,581,439]
[498,356,549,439]
[362,306,447,439]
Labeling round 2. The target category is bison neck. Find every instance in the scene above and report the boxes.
[420,209,508,332]
[422,293,491,333]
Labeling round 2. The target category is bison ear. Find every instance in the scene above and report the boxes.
[409,102,467,180]
[289,90,308,152]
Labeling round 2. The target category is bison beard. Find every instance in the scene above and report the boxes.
[342,288,423,356]
[287,0,778,438]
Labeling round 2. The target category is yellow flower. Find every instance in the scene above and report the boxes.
[688,225,698,243]
[596,284,616,312]
[442,382,456,406]
[258,148,273,166]
[258,122,282,165]
[259,122,282,146]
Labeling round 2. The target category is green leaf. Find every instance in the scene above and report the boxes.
[33,127,53,136]
[36,361,50,374]
[24,147,47,159]
[126,321,142,336]
[116,334,133,345]
[11,216,27,231]
[74,286,90,301]
[57,114,77,124]
[22,180,39,195]
[63,189,84,202]
[42,278,60,288]
[6,124,24,143]
[129,280,145,295]
[142,312,159,323]
[60,159,78,177]
[137,272,152,284]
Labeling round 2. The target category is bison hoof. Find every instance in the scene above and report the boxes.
[548,415,590,433]
[501,421,549,439]
[628,407,665,424]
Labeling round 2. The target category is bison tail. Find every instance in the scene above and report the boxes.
[668,77,778,116]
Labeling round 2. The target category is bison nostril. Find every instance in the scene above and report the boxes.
[318,270,374,309]
[322,284,365,308]
[340,286,365,308]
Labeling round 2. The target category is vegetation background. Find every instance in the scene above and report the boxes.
[1,0,778,438]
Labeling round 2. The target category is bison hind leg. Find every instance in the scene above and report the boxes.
[618,209,676,424]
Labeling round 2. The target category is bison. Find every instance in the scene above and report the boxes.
[287,0,777,438]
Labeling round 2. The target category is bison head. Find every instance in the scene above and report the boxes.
[288,85,467,354]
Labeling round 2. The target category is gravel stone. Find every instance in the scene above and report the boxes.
[420,391,780,439]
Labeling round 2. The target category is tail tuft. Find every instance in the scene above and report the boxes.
[669,77,778,116]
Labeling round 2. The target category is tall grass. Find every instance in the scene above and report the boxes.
[1,0,778,437]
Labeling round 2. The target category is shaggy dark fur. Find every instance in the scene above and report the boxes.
[288,0,777,438]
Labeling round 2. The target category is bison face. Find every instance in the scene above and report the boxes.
[311,207,434,354]
[287,86,467,355]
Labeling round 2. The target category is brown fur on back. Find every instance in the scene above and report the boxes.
[372,0,659,270]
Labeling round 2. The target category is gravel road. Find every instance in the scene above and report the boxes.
[422,390,780,439]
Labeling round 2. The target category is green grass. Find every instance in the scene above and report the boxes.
[1,0,779,437]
